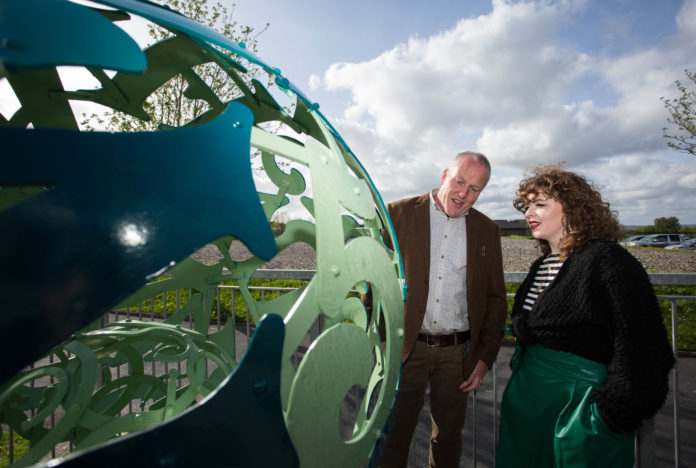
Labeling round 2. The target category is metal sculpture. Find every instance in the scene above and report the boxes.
[0,0,404,466]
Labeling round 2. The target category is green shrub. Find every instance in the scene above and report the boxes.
[117,278,308,325]
[0,431,29,467]
[655,285,696,351]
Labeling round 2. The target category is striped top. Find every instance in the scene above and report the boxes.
[522,254,563,311]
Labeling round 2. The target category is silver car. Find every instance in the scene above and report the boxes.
[620,235,645,246]
[664,238,696,250]
[625,233,690,248]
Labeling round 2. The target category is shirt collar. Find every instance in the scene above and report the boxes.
[430,188,469,217]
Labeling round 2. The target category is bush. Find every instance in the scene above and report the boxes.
[117,278,308,324]
[212,278,308,323]
[0,431,29,467]
[655,285,696,352]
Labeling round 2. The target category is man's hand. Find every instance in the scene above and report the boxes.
[458,360,488,392]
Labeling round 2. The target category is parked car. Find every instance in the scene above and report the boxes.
[620,235,645,246]
[664,238,696,250]
[624,233,690,248]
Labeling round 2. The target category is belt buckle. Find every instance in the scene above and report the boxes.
[425,334,438,347]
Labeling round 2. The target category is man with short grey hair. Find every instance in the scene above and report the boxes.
[380,151,507,467]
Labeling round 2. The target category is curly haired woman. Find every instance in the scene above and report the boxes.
[496,166,674,468]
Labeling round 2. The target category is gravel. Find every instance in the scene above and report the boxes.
[193,238,696,274]
[501,238,696,273]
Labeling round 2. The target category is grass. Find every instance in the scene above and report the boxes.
[506,235,534,240]
[627,245,696,254]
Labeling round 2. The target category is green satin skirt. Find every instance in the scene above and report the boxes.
[496,344,635,468]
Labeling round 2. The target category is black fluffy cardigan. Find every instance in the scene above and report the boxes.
[511,239,674,433]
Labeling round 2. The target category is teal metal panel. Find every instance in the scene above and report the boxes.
[0,101,275,382]
[0,0,146,73]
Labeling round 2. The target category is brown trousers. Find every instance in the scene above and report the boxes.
[381,341,469,468]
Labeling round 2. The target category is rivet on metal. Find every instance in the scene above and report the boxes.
[252,378,268,396]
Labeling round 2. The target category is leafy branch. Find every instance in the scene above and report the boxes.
[662,69,696,156]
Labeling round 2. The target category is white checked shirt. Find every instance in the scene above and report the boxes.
[421,189,470,334]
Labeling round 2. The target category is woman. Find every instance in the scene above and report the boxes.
[496,166,674,467]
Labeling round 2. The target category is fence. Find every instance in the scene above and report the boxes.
[2,271,694,467]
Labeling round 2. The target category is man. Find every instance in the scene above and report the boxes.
[381,151,507,468]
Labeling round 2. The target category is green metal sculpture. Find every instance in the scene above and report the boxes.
[0,0,404,466]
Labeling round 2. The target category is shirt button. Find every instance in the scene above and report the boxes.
[441,255,444,259]
[438,276,442,280]
[436,299,440,303]
[444,234,448,238]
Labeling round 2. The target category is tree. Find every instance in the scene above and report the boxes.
[633,225,656,235]
[82,0,269,132]
[654,216,680,233]
[270,210,289,235]
[661,69,696,156]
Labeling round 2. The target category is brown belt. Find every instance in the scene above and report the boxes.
[417,330,471,347]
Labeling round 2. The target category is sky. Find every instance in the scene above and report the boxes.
[2,0,693,226]
[230,0,696,226]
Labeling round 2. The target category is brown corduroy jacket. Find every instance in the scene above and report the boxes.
[387,193,508,376]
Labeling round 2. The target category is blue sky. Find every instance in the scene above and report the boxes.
[3,0,692,226]
[232,0,696,226]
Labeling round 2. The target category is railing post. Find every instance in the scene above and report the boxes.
[493,360,498,466]
[636,417,657,468]
[471,389,477,468]
[671,299,680,467]
[9,427,14,464]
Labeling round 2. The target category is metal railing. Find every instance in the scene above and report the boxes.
[1,271,694,467]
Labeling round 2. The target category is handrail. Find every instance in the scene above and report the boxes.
[248,269,696,286]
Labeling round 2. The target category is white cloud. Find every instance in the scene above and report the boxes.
[324,1,586,143]
[676,0,696,38]
[308,73,322,90]
[586,154,696,225]
[319,0,696,224]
